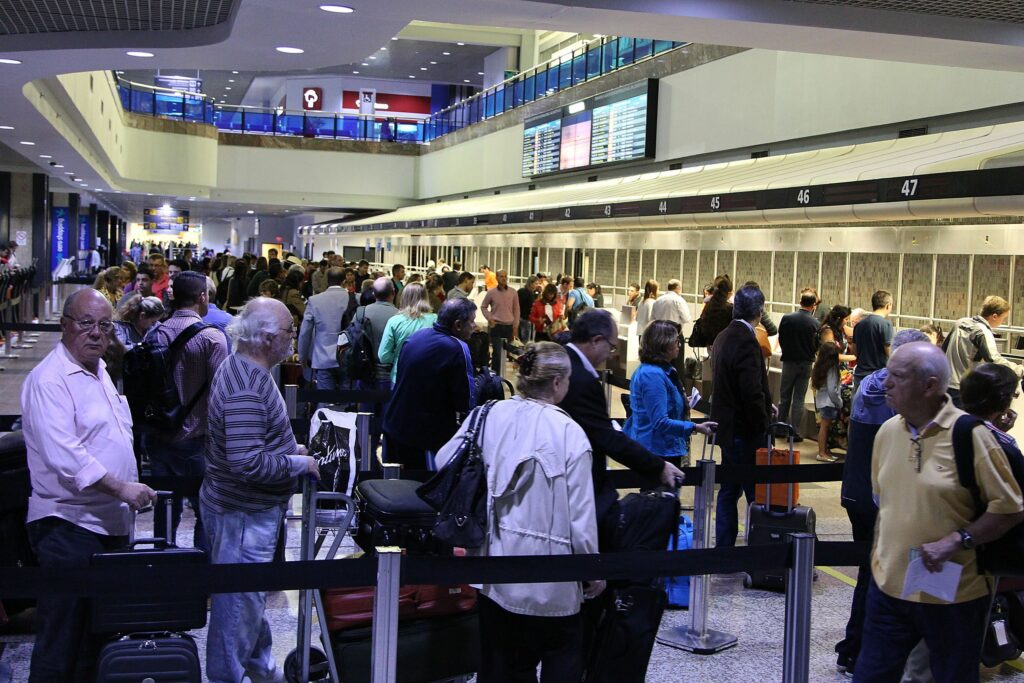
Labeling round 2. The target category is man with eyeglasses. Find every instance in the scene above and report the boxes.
[856,342,1023,682]
[22,288,157,681]
[141,271,228,552]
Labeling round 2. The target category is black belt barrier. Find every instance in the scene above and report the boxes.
[1,323,62,332]
[297,388,392,405]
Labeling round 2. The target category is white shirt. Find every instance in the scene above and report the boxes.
[567,343,599,378]
[22,343,137,536]
[650,290,693,326]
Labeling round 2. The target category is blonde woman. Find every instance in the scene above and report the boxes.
[378,283,437,384]
[93,266,123,307]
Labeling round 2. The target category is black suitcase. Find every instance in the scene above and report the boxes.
[743,503,817,591]
[0,430,36,615]
[95,632,201,682]
[354,479,438,554]
[332,611,480,683]
[584,583,667,683]
[90,494,208,634]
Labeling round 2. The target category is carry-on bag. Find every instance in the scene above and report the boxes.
[602,487,681,555]
[331,610,481,683]
[354,479,439,554]
[94,632,201,682]
[0,430,36,616]
[664,515,694,608]
[321,584,477,633]
[584,583,667,683]
[90,493,208,634]
[755,422,800,509]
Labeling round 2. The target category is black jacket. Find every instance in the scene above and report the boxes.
[710,320,772,445]
[557,346,665,520]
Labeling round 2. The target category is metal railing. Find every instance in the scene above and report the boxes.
[111,36,687,144]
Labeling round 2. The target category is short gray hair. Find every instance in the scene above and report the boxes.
[226,299,280,353]
[732,285,764,322]
[437,297,476,330]
[666,278,682,292]
[891,328,929,351]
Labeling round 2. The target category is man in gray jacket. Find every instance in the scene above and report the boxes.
[358,277,400,455]
[945,295,1023,407]
[298,267,349,390]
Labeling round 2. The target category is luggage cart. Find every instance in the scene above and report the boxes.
[284,476,357,683]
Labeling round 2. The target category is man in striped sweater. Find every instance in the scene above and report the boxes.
[201,297,319,683]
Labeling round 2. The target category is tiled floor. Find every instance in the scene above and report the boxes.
[2,334,1024,682]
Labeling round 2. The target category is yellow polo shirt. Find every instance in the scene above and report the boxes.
[871,398,1022,604]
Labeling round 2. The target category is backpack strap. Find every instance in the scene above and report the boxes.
[952,413,987,519]
[169,322,215,420]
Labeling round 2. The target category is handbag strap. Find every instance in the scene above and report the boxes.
[464,400,497,455]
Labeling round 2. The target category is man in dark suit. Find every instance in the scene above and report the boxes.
[711,284,777,547]
[558,309,685,536]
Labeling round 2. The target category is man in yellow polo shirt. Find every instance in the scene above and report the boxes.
[854,342,1023,683]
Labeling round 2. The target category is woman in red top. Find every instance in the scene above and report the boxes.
[530,284,565,341]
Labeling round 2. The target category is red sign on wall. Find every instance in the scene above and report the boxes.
[342,91,431,115]
[302,87,323,111]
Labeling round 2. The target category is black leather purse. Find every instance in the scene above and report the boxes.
[416,401,496,549]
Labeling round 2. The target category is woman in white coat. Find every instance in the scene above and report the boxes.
[434,341,604,682]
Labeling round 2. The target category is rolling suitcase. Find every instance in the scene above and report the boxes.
[354,479,439,554]
[92,493,206,683]
[584,583,667,683]
[745,425,816,592]
[756,422,800,509]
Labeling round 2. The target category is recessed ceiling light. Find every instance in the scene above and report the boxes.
[477,72,484,75]
[0,125,13,130]
[126,51,154,58]
[188,196,196,200]
[276,46,304,54]
[225,87,232,90]
[0,58,22,65]
[232,70,239,74]
[361,62,369,66]
[228,79,235,83]
[369,56,376,60]
[19,141,34,146]
[39,154,51,158]
[420,67,428,71]
[429,61,437,65]
[457,42,465,46]
[319,4,355,13]
[54,164,64,168]
[442,52,450,56]
[464,79,470,83]
[381,47,387,51]
[408,75,416,79]
[352,71,360,74]
[65,171,74,175]
[247,210,255,214]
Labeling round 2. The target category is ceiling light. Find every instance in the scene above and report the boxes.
[276,46,304,54]
[0,58,22,65]
[225,87,232,90]
[188,196,196,200]
[408,75,416,79]
[126,51,154,58]
[391,37,398,41]
[464,79,470,83]
[352,71,360,74]
[430,61,437,65]
[457,42,465,46]
[19,141,34,146]
[442,52,450,56]
[381,47,387,51]
[360,62,369,66]
[54,164,64,168]
[39,154,51,158]
[420,67,427,71]
[247,210,255,214]
[0,125,12,130]
[319,4,355,13]
[232,70,239,74]
[228,79,235,83]
[65,171,75,175]
[369,56,376,60]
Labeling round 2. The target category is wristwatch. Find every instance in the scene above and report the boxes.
[957,528,975,550]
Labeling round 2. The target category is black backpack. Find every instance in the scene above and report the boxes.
[123,322,212,434]
[952,415,1024,575]
[337,309,376,384]
[474,367,513,404]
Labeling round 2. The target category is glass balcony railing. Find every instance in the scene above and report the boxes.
[112,36,687,144]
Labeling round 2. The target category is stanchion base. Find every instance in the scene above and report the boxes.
[656,626,738,655]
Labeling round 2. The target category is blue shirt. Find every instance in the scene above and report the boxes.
[203,303,233,346]
[623,362,695,457]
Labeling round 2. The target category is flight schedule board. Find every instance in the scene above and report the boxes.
[521,79,657,177]
[144,207,191,233]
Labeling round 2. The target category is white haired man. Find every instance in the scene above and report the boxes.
[201,297,319,683]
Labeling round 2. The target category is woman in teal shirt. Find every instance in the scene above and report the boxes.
[378,283,438,384]
[624,320,716,466]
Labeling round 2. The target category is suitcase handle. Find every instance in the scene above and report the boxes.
[130,490,176,548]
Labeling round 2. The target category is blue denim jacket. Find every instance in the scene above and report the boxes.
[623,362,695,457]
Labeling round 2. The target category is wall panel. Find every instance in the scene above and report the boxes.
[796,252,819,296]
[698,251,716,293]
[656,249,682,288]
[901,254,933,319]
[595,249,615,289]
[820,252,847,311]
[935,255,971,321]
[972,255,1012,314]
[680,250,697,296]
[736,251,771,294]
[849,253,899,312]
[772,252,795,314]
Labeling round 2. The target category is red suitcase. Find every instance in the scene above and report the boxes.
[321,584,477,633]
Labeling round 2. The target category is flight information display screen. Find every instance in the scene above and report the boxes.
[521,80,657,177]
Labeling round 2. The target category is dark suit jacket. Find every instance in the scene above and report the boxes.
[558,346,665,520]
[710,320,772,445]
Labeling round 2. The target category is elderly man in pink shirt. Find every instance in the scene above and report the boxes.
[481,269,520,373]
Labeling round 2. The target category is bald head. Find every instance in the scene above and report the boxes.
[884,341,952,424]
[61,288,115,373]
[892,341,950,390]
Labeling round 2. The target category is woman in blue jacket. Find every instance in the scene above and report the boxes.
[625,320,717,466]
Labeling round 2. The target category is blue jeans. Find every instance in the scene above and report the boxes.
[27,517,127,683]
[715,432,760,547]
[315,367,344,392]
[144,434,208,553]
[201,501,287,683]
[853,580,989,683]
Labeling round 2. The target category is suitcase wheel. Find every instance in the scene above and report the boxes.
[284,647,330,682]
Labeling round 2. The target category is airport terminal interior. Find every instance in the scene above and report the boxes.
[2,1,1024,682]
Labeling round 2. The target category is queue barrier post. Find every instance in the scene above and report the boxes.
[356,412,373,471]
[0,334,18,360]
[370,547,401,683]
[656,458,738,654]
[285,384,299,420]
[497,341,508,379]
[782,533,815,683]
[602,370,613,415]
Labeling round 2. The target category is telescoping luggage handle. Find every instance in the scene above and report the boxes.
[700,428,717,460]
[766,422,797,511]
[129,490,176,548]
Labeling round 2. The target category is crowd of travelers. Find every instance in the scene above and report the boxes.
[15,245,1024,683]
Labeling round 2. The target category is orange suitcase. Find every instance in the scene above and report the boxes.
[755,423,799,510]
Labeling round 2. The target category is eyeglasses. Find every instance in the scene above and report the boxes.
[599,336,618,354]
[280,325,296,336]
[909,435,923,473]
[65,316,114,334]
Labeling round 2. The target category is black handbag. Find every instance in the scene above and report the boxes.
[602,487,681,556]
[981,593,1021,667]
[416,401,496,549]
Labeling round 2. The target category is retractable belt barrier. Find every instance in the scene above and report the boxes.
[0,539,869,601]
[0,323,62,332]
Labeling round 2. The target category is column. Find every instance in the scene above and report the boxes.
[31,173,48,286]
[0,171,10,243]
[67,192,80,268]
